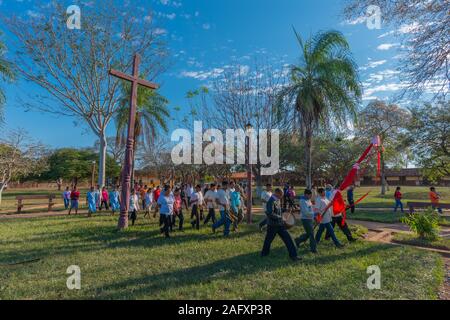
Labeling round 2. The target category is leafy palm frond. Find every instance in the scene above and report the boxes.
[115,77,170,150]
[277,29,362,187]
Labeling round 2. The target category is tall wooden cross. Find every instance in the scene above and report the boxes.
[109,54,158,230]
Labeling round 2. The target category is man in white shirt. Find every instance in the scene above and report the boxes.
[259,184,273,231]
[157,185,175,238]
[185,183,194,206]
[212,181,231,236]
[204,183,218,225]
[294,189,317,253]
[190,185,203,230]
[314,188,343,248]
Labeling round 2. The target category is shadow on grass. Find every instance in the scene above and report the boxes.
[94,243,397,299]
[0,220,257,265]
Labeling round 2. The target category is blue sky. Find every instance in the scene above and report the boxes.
[1,0,417,148]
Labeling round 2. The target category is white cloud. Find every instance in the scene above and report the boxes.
[366,69,400,83]
[202,23,211,30]
[154,28,168,35]
[344,16,366,25]
[363,82,408,97]
[26,10,40,18]
[180,68,225,81]
[166,13,176,20]
[378,22,420,38]
[377,43,399,50]
[157,12,177,20]
[360,59,387,70]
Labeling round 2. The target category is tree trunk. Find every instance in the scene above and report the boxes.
[0,188,3,207]
[98,132,107,187]
[380,149,386,195]
[255,165,263,199]
[305,130,313,189]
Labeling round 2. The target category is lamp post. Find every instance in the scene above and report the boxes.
[245,122,253,224]
[91,161,96,188]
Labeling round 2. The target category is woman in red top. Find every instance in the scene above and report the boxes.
[99,187,109,211]
[429,187,443,214]
[172,188,184,231]
[153,186,161,217]
[393,186,404,213]
[68,186,80,215]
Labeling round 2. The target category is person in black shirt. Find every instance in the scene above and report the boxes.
[347,185,355,214]
[261,188,300,262]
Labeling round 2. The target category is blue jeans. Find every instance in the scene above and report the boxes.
[212,210,231,236]
[394,199,404,212]
[63,198,70,209]
[432,205,443,214]
[316,222,341,246]
[296,219,317,253]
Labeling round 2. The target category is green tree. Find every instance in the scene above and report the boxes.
[277,29,362,188]
[0,130,46,206]
[357,100,411,194]
[4,1,168,186]
[279,133,366,186]
[115,81,169,183]
[0,30,15,123]
[42,148,120,186]
[407,101,450,183]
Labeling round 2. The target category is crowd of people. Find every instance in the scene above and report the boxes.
[63,181,248,239]
[259,183,356,262]
[61,181,445,262]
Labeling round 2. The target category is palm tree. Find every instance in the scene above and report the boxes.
[0,31,15,123]
[278,29,362,188]
[115,79,170,185]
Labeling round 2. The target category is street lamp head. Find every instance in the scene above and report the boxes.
[245,123,253,131]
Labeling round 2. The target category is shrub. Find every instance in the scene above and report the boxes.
[401,208,440,240]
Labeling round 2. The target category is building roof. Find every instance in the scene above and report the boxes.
[230,172,255,180]
[384,168,422,177]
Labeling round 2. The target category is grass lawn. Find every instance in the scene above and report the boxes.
[346,210,450,226]
[352,186,450,208]
[0,214,444,300]
[392,233,450,251]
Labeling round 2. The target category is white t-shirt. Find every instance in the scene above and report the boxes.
[190,191,204,208]
[261,190,273,213]
[261,191,272,203]
[129,194,139,211]
[315,197,332,224]
[158,194,174,216]
[216,189,229,211]
[185,186,194,198]
[204,190,217,209]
